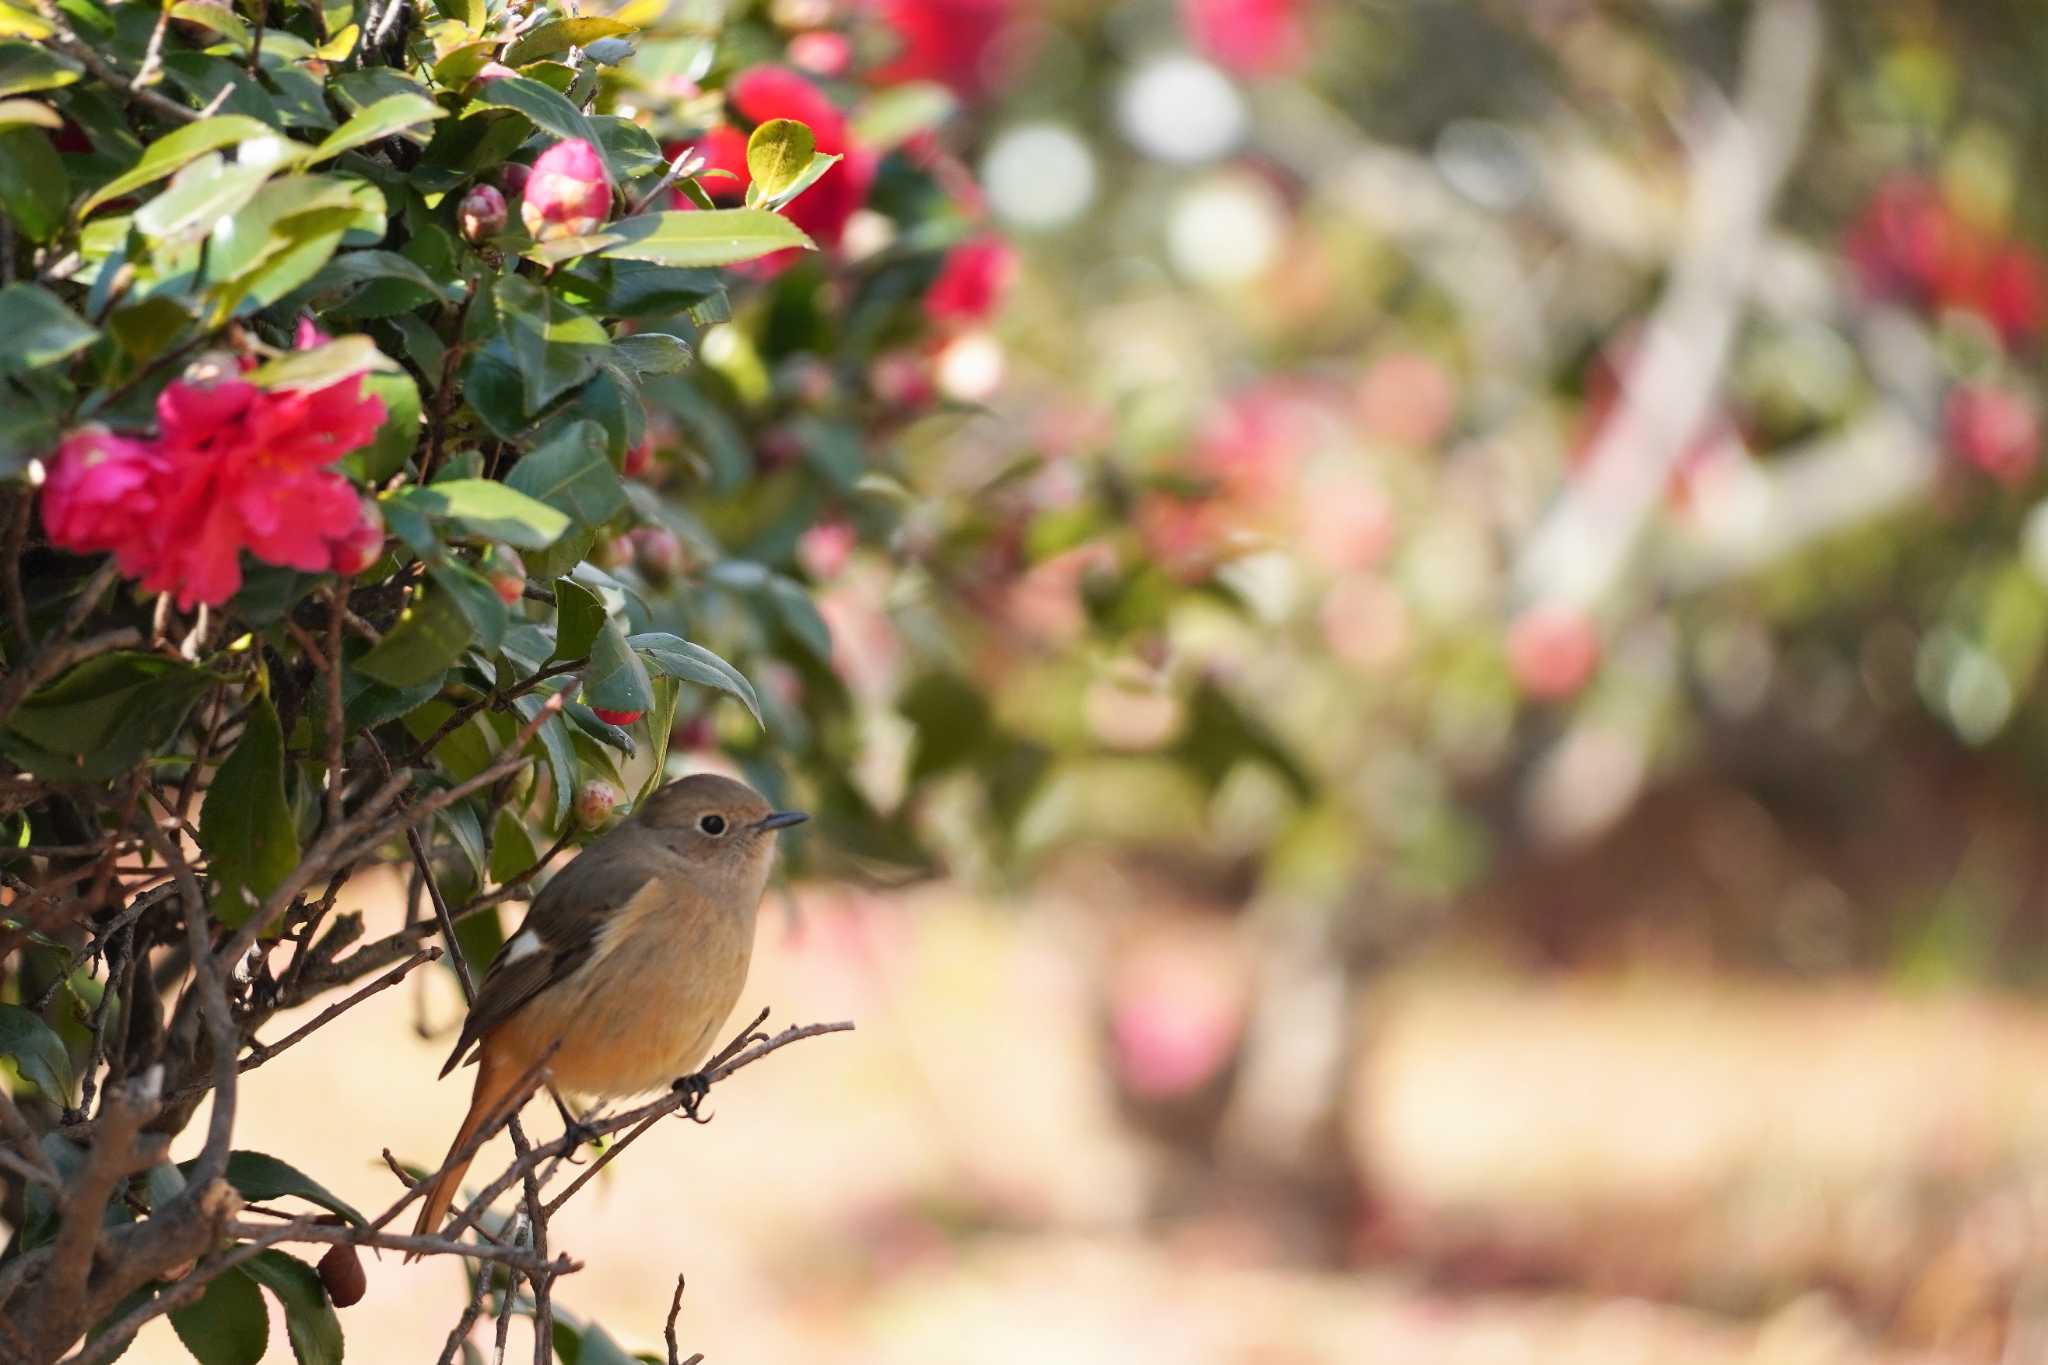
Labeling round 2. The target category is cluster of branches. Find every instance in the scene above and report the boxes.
[0,562,849,1362]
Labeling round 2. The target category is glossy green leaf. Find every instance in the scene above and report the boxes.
[0,126,63,240]
[514,692,576,827]
[583,617,653,716]
[505,419,626,528]
[406,480,570,548]
[849,80,955,151]
[133,153,271,245]
[491,275,610,414]
[551,577,605,661]
[0,98,58,130]
[199,692,298,927]
[628,632,762,726]
[527,208,811,268]
[350,369,423,482]
[428,560,510,652]
[0,43,79,98]
[637,674,680,802]
[309,91,444,161]
[0,284,96,373]
[247,334,398,390]
[0,1003,73,1104]
[488,805,540,882]
[610,332,690,376]
[767,575,833,662]
[470,75,617,183]
[302,248,457,303]
[170,0,251,49]
[503,15,635,65]
[0,653,211,782]
[194,1150,369,1226]
[82,117,273,216]
[169,1266,267,1365]
[356,588,471,687]
[744,117,814,205]
[241,1250,343,1365]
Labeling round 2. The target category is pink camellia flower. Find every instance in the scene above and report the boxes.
[1181,0,1308,78]
[925,235,1019,328]
[797,519,857,581]
[330,497,386,577]
[1945,381,2041,488]
[867,0,1022,102]
[1507,604,1601,701]
[520,138,610,242]
[41,426,173,579]
[672,66,877,269]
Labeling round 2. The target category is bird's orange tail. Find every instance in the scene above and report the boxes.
[409,1050,519,1259]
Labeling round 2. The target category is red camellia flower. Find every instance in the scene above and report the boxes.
[1944,381,2041,488]
[520,138,610,242]
[925,235,1019,327]
[867,0,1021,102]
[330,497,387,577]
[672,66,877,270]
[1180,0,1308,78]
[1846,174,2048,352]
[42,326,386,608]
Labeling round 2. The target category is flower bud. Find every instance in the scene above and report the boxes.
[482,545,526,604]
[318,1243,367,1308]
[630,525,683,584]
[574,778,624,829]
[458,183,508,242]
[1507,604,1601,701]
[1945,381,2041,488]
[520,139,611,242]
[590,707,644,727]
[496,161,532,197]
[623,434,655,479]
[330,498,386,577]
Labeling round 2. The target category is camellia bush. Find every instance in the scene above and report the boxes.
[0,0,1020,1358]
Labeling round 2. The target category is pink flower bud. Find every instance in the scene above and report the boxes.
[787,30,851,77]
[331,498,387,577]
[630,525,683,583]
[1945,381,2041,487]
[520,139,611,242]
[483,545,526,603]
[574,778,623,829]
[458,183,508,242]
[623,434,655,479]
[496,162,532,197]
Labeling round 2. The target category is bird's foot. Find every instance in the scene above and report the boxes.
[560,1118,602,1154]
[670,1072,713,1124]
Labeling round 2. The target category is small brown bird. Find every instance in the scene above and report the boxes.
[410,773,806,1248]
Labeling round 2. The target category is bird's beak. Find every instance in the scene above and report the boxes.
[751,810,809,833]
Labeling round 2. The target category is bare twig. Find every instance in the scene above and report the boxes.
[140,818,236,1190]
[238,947,442,1077]
[28,0,199,124]
[665,1274,703,1365]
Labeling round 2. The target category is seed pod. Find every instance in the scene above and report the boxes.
[319,1242,367,1308]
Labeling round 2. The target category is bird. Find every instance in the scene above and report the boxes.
[408,773,807,1250]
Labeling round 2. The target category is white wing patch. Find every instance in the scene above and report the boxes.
[499,928,544,965]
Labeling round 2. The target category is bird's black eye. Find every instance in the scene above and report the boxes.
[698,813,727,836]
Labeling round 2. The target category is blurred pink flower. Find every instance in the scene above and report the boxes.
[1944,381,2040,487]
[797,519,858,580]
[787,29,853,77]
[1109,939,1246,1101]
[1357,350,1456,449]
[44,330,386,608]
[520,138,610,242]
[925,234,1019,327]
[1180,0,1308,78]
[867,0,1023,101]
[1507,604,1601,701]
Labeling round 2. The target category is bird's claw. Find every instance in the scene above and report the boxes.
[671,1072,712,1124]
[560,1118,601,1153]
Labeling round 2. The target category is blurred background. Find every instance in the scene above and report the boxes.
[146,0,2048,1358]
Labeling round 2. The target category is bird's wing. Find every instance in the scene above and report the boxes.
[436,844,664,1077]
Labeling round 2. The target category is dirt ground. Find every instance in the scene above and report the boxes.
[108,870,2043,1363]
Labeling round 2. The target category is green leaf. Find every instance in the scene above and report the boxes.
[637,675,680,802]
[505,419,626,528]
[0,42,79,98]
[528,208,811,269]
[0,284,95,373]
[0,1003,73,1104]
[0,126,63,240]
[199,692,298,927]
[356,587,471,687]
[247,334,398,390]
[583,618,652,716]
[170,1,251,50]
[551,577,605,661]
[350,369,423,483]
[241,1250,343,1365]
[488,806,539,882]
[309,92,444,162]
[767,575,832,662]
[627,633,762,726]
[470,75,617,184]
[303,248,457,304]
[134,152,271,246]
[79,114,275,215]
[744,118,814,206]
[169,1266,267,1365]
[503,15,634,65]
[204,1150,368,1226]
[107,295,194,367]
[0,98,59,130]
[849,81,956,151]
[514,693,576,828]
[0,653,211,782]
[428,560,510,653]
[610,332,690,376]
[755,149,840,212]
[405,479,570,549]
[431,41,497,89]
[492,275,610,415]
